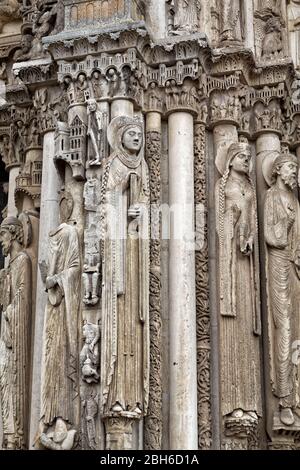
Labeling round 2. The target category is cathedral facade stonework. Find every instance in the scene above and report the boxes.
[1,0,300,451]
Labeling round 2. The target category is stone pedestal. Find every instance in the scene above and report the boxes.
[111,99,134,119]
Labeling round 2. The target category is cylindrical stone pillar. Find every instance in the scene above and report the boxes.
[7,165,20,217]
[29,131,61,448]
[168,111,198,450]
[144,0,166,39]
[255,130,281,444]
[256,132,281,213]
[111,99,134,119]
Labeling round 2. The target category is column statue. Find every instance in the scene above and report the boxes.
[263,151,300,427]
[100,115,150,447]
[0,217,32,449]
[39,190,81,450]
[215,142,262,434]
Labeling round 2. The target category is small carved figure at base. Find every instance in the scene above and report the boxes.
[40,418,76,451]
[82,270,100,305]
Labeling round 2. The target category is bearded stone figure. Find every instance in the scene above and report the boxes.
[216,142,262,434]
[39,191,80,450]
[100,115,150,448]
[263,151,300,427]
[0,217,31,449]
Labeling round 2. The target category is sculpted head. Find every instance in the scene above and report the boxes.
[21,34,33,53]
[0,217,23,256]
[87,98,97,113]
[59,190,74,223]
[122,125,143,155]
[227,142,252,176]
[83,322,99,344]
[273,153,298,189]
[107,115,144,165]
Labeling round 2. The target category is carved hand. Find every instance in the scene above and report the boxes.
[240,237,254,256]
[287,207,296,230]
[46,276,57,290]
[128,204,141,219]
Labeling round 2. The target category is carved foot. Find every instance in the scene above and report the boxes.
[112,403,124,413]
[280,408,295,426]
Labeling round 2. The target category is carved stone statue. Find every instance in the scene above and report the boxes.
[13,34,33,62]
[216,142,262,435]
[220,0,244,44]
[80,322,100,384]
[0,217,32,449]
[288,0,300,69]
[87,99,103,166]
[100,115,150,447]
[0,0,20,33]
[83,175,101,305]
[39,191,81,450]
[167,0,201,35]
[263,151,300,427]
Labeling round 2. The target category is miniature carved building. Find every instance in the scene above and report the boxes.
[2,0,300,452]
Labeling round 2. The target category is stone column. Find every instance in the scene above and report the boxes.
[168,111,198,450]
[7,165,19,217]
[143,0,166,39]
[256,132,281,209]
[144,111,162,450]
[255,130,281,446]
[111,99,133,119]
[29,131,61,448]
[243,0,255,51]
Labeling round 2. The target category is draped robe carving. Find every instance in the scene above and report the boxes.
[264,152,300,426]
[0,217,31,450]
[100,116,150,420]
[216,143,262,430]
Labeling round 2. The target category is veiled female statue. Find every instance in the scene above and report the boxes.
[0,217,31,449]
[216,142,262,432]
[100,115,150,421]
[39,191,80,450]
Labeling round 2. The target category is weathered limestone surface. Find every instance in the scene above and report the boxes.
[1,0,300,451]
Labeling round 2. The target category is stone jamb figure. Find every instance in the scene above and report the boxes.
[263,150,300,427]
[0,216,31,450]
[39,190,80,450]
[99,114,150,448]
[215,141,262,436]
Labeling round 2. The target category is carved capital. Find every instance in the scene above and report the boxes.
[104,418,135,451]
